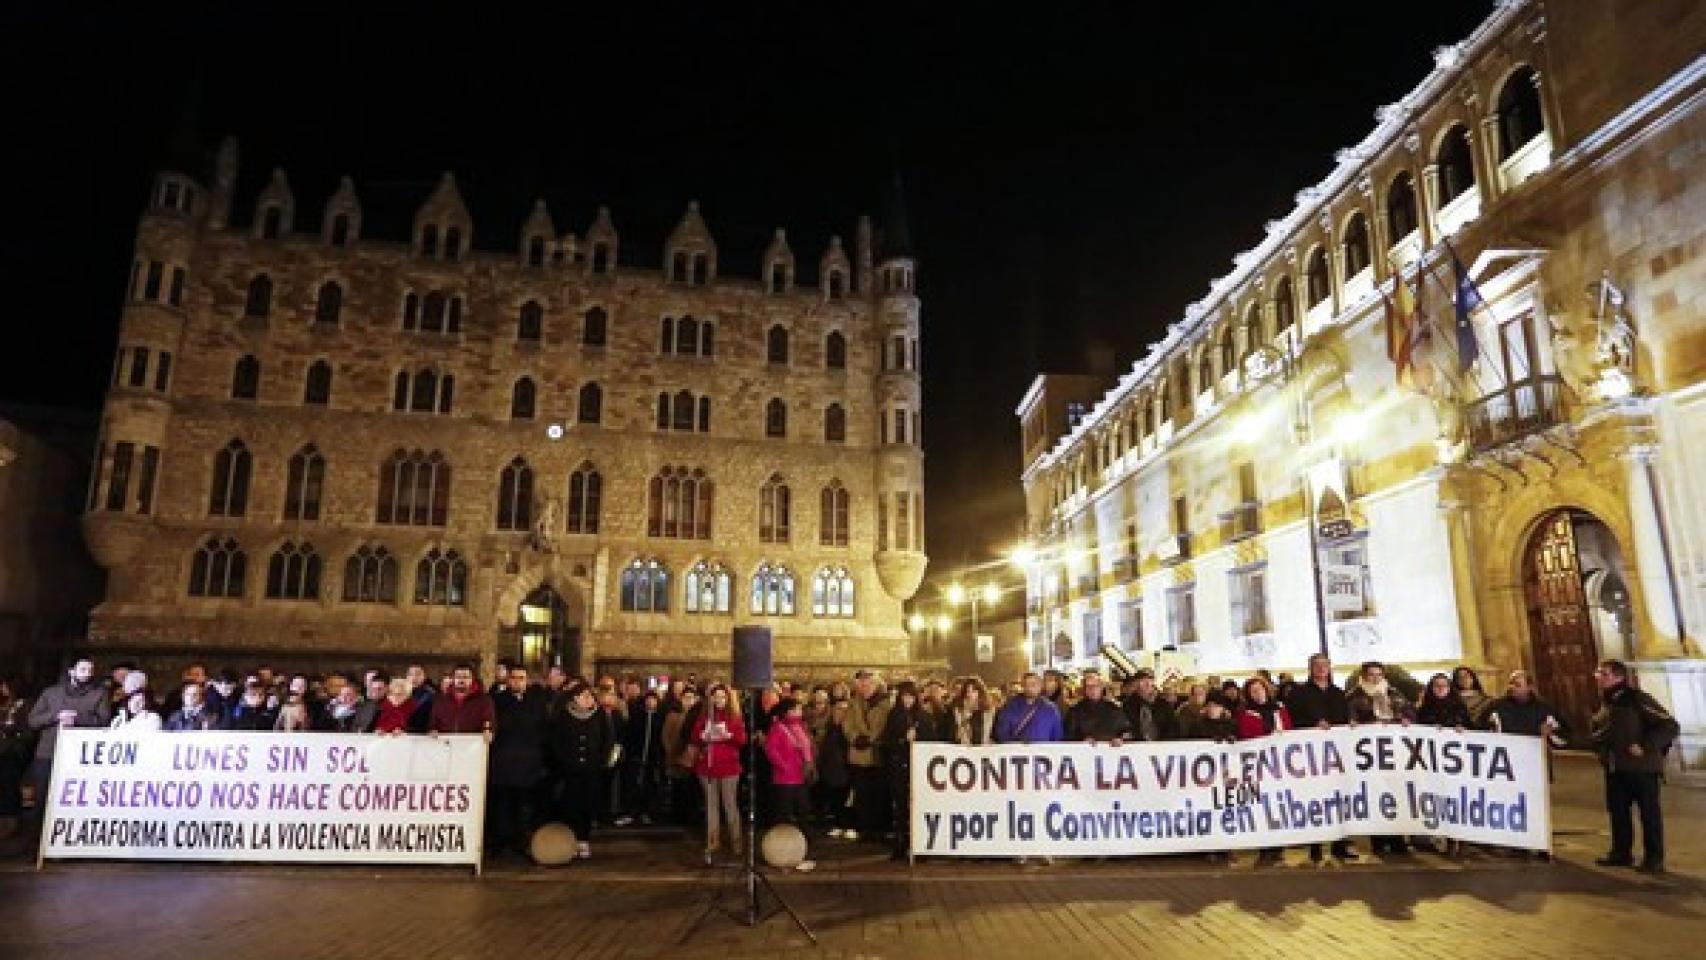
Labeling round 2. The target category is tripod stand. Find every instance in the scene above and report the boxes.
[678,689,817,944]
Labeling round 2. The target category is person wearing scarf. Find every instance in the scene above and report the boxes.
[690,683,747,865]
[1348,662,1415,856]
[549,681,613,860]
[764,697,818,872]
[951,678,996,746]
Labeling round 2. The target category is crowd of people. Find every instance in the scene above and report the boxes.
[0,652,1678,874]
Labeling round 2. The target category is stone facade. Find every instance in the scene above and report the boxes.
[1017,0,1706,758]
[82,152,930,681]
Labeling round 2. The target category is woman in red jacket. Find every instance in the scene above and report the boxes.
[374,678,417,734]
[690,683,748,865]
[1234,677,1290,867]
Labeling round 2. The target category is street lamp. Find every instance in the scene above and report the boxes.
[1244,335,1337,659]
[946,581,1001,655]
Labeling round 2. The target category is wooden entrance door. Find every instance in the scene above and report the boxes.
[1522,511,1600,744]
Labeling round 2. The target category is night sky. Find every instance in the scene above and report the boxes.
[1,1,1491,577]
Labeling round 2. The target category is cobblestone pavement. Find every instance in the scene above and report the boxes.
[4,756,1703,960]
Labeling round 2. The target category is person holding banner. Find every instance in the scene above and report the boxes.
[1120,669,1178,743]
[950,678,996,746]
[880,681,942,860]
[1065,672,1131,744]
[1348,662,1415,857]
[164,681,219,732]
[993,673,1063,744]
[1234,677,1290,866]
[490,666,550,856]
[111,681,162,732]
[1283,654,1358,862]
[24,658,109,836]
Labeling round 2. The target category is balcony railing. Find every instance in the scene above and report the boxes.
[1219,502,1262,543]
[1157,533,1191,566]
[1466,375,1567,452]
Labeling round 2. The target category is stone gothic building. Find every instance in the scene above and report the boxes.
[1017,0,1706,759]
[81,147,930,680]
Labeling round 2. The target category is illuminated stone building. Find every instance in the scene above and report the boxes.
[81,146,929,679]
[1017,0,1706,757]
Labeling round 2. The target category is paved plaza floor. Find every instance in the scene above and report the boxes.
[4,755,1703,959]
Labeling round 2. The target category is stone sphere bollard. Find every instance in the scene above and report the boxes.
[761,824,808,869]
[529,822,578,866]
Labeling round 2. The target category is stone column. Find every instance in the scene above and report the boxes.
[1624,444,1686,658]
[1439,484,1488,670]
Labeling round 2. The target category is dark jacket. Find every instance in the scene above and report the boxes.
[1122,694,1178,742]
[1285,679,1350,728]
[1347,681,1417,725]
[1066,697,1133,742]
[26,679,111,759]
[550,707,614,775]
[1485,695,1565,739]
[621,704,667,768]
[1416,694,1472,729]
[226,700,277,731]
[490,685,550,788]
[816,721,851,789]
[879,704,933,773]
[406,683,436,734]
[164,706,220,732]
[1591,683,1679,775]
[1197,713,1238,743]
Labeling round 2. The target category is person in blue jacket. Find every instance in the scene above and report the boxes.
[993,672,1064,744]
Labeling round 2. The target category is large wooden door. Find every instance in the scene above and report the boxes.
[1522,511,1600,743]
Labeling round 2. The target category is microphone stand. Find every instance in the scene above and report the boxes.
[679,689,816,944]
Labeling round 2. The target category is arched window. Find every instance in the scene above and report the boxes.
[1143,394,1157,437]
[697,395,711,432]
[315,281,342,325]
[244,275,272,318]
[678,316,700,355]
[396,368,453,414]
[759,473,790,544]
[765,398,787,438]
[402,292,420,330]
[1496,66,1545,161]
[209,439,251,517]
[1273,278,1296,333]
[1386,172,1419,241]
[660,316,675,354]
[825,403,846,443]
[443,226,463,261]
[518,301,543,341]
[1305,248,1331,308]
[330,214,350,248]
[511,377,536,420]
[188,536,245,598]
[825,330,846,369]
[812,566,855,618]
[447,296,463,334]
[567,462,601,534]
[421,224,440,258]
[685,560,732,614]
[1437,124,1476,204]
[647,466,712,539]
[265,541,322,600]
[1343,213,1371,277]
[620,557,670,612]
[527,236,545,266]
[304,360,332,405]
[673,389,695,432]
[377,449,451,526]
[577,382,602,424]
[496,456,534,531]
[583,307,607,346]
[232,355,260,400]
[1242,304,1263,361]
[284,444,324,521]
[1218,331,1235,383]
[422,291,447,332]
[699,321,715,357]
[750,562,795,616]
[1198,353,1214,397]
[767,325,790,364]
[342,545,397,603]
[414,547,467,606]
[820,480,849,547]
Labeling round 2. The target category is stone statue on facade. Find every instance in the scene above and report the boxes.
[531,496,558,553]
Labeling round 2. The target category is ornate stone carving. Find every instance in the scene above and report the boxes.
[530,495,559,553]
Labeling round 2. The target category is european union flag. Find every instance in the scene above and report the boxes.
[1452,252,1484,373]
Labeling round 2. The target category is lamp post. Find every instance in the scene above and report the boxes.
[946,581,1001,662]
[1245,335,1334,660]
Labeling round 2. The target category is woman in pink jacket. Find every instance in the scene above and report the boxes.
[764,697,817,872]
[690,684,747,865]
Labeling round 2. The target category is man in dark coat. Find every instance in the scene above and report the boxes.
[1591,660,1679,874]
[26,658,110,831]
[1283,653,1357,862]
[405,663,437,734]
[489,665,549,855]
[1067,672,1132,743]
[615,688,666,825]
[1120,669,1177,742]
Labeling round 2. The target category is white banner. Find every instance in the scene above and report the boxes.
[40,730,488,867]
[911,727,1550,857]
